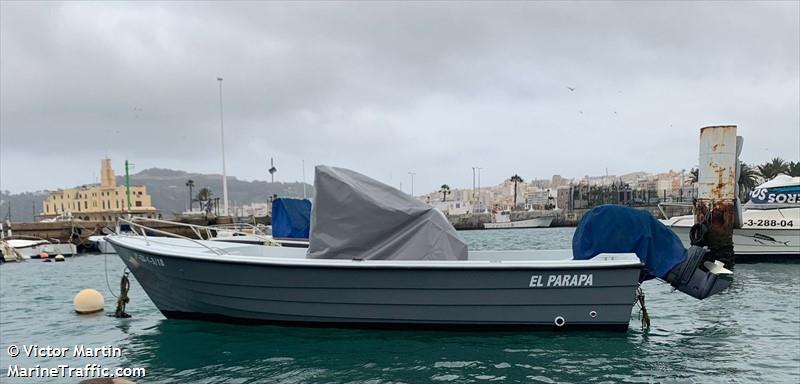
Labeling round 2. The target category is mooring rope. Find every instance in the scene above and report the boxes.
[635,286,651,330]
[113,270,131,318]
[103,253,121,299]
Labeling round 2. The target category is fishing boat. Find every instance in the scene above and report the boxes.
[661,174,800,258]
[108,166,732,330]
[484,210,554,229]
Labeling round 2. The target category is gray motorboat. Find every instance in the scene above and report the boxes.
[108,166,732,331]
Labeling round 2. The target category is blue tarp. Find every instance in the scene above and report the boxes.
[572,205,687,280]
[271,198,312,239]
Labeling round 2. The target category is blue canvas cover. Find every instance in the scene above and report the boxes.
[572,205,687,280]
[271,198,312,239]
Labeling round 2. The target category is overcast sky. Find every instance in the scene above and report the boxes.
[1,1,798,194]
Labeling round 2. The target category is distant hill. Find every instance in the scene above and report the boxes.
[1,168,313,222]
[0,191,47,223]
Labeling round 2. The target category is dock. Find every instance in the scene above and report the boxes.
[1,216,270,249]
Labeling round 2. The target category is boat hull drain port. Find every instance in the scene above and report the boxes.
[589,310,597,318]
[554,316,566,327]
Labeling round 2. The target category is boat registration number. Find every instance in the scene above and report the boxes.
[744,219,794,227]
[529,274,593,287]
[136,253,165,267]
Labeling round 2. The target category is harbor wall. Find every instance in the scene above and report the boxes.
[447,204,681,230]
[2,216,271,248]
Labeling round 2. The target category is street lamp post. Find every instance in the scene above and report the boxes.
[217,77,229,216]
[476,167,483,212]
[408,172,416,196]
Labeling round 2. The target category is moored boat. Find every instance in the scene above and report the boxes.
[661,174,800,259]
[88,235,117,254]
[484,211,554,229]
[108,236,642,329]
[4,238,78,259]
[109,166,732,331]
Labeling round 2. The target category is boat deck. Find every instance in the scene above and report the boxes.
[108,235,641,269]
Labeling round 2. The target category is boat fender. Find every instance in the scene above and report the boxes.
[40,252,49,259]
[554,316,566,327]
[74,289,104,314]
[55,254,65,262]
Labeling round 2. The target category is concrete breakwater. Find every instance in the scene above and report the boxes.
[2,216,271,249]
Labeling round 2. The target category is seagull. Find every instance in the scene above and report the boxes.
[567,86,576,92]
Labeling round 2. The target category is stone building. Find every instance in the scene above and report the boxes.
[40,159,159,221]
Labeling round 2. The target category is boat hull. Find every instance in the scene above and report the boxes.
[662,207,800,259]
[27,244,78,258]
[109,237,641,330]
[9,242,78,258]
[484,216,554,229]
[667,225,800,258]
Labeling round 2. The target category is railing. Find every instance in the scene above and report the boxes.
[208,222,270,237]
[128,217,270,241]
[117,218,227,255]
[657,202,694,220]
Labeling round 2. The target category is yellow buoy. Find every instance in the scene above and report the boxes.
[74,289,104,314]
[55,254,65,262]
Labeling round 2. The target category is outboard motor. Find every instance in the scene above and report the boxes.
[664,246,732,300]
[573,205,732,300]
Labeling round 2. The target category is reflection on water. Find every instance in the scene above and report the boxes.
[1,229,798,383]
[126,320,647,383]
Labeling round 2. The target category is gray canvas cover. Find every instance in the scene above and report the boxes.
[308,166,468,260]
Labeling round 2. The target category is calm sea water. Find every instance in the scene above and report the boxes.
[1,227,798,383]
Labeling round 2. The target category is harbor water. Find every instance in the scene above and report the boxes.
[1,227,798,383]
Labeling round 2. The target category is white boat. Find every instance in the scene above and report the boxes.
[3,238,78,259]
[484,210,554,229]
[661,174,800,258]
[88,235,116,254]
[1,241,23,262]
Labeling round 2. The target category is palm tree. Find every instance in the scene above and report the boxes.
[738,162,759,202]
[688,168,699,185]
[509,174,524,210]
[440,184,451,202]
[757,157,790,180]
[196,188,213,212]
[185,179,195,211]
[789,161,800,177]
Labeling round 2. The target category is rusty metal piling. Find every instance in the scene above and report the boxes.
[694,125,739,268]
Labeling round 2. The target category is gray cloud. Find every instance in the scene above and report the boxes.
[1,1,798,193]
